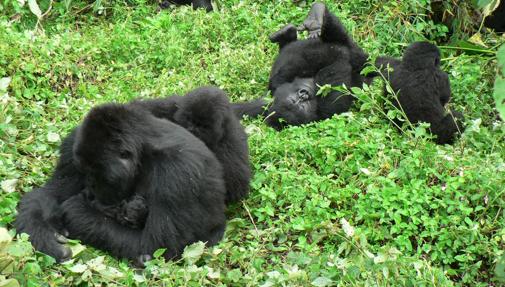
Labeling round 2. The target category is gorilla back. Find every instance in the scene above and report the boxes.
[376,42,465,144]
[131,86,251,204]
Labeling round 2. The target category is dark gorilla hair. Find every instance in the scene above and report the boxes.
[232,2,375,129]
[484,1,505,32]
[15,103,227,265]
[87,193,148,229]
[375,41,465,145]
[130,86,251,204]
[159,0,212,12]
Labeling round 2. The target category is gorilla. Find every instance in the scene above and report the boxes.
[130,86,251,204]
[15,99,229,264]
[375,42,465,145]
[159,0,212,12]
[484,1,505,32]
[232,2,375,129]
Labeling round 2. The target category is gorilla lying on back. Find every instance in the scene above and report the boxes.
[376,42,465,144]
[131,87,251,204]
[233,2,375,129]
[15,87,247,264]
[159,0,212,12]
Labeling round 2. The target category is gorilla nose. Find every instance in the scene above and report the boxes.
[297,89,310,101]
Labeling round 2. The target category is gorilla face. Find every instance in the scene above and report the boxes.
[267,77,318,129]
[73,105,141,205]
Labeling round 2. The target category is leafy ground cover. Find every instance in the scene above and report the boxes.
[0,0,504,286]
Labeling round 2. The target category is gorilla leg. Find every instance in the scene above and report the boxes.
[430,111,465,145]
[15,190,72,261]
[192,0,212,12]
[297,1,325,38]
[232,98,269,118]
[15,130,84,262]
[269,24,298,50]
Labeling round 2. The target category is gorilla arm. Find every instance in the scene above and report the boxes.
[61,140,226,261]
[14,130,84,262]
[314,59,354,119]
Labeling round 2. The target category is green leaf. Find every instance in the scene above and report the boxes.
[153,248,166,259]
[0,77,11,91]
[493,44,505,119]
[0,278,20,287]
[480,0,501,16]
[0,228,12,252]
[495,253,505,282]
[311,276,333,287]
[6,241,32,258]
[1,179,18,194]
[27,0,42,19]
[182,241,205,265]
[455,255,468,262]
[69,243,86,257]
[67,263,87,273]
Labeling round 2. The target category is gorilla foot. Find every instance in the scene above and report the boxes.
[55,232,69,244]
[298,2,326,38]
[134,254,152,268]
[269,24,298,48]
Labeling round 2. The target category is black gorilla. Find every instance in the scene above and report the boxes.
[131,87,251,204]
[484,1,505,32]
[15,94,233,263]
[15,88,242,261]
[232,2,374,129]
[65,104,226,263]
[159,0,212,12]
[376,42,465,144]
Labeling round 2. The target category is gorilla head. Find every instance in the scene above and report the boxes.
[266,78,318,129]
[73,105,142,205]
[403,41,441,70]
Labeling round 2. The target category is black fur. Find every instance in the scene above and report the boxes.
[232,2,373,129]
[88,193,148,229]
[131,87,251,204]
[484,1,505,32]
[15,104,227,263]
[376,42,465,144]
[159,0,212,12]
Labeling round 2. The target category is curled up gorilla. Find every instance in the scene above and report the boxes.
[375,42,465,144]
[14,87,250,265]
[233,2,375,129]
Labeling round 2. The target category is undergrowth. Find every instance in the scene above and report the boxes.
[0,0,504,286]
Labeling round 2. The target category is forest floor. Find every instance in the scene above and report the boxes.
[0,0,504,286]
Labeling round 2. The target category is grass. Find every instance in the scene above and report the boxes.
[0,0,504,286]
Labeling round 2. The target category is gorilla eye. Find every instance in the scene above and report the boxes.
[119,150,132,159]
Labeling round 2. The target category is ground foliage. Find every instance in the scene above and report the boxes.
[0,0,504,286]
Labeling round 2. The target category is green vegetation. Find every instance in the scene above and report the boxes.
[0,0,504,286]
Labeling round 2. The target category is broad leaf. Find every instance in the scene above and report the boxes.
[182,241,205,265]
[27,0,42,19]
[493,45,505,119]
